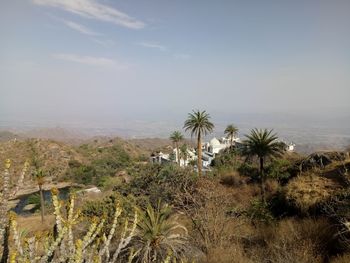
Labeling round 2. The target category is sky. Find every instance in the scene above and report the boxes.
[1,0,350,135]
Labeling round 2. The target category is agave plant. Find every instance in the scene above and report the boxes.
[133,201,188,263]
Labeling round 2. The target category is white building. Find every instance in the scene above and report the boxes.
[150,152,171,164]
[286,143,296,152]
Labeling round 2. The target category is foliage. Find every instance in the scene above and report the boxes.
[266,158,293,183]
[237,162,259,180]
[184,110,214,176]
[245,198,274,224]
[211,148,238,169]
[5,189,139,262]
[132,201,188,262]
[114,164,197,208]
[68,144,133,185]
[170,131,184,165]
[224,124,238,146]
[242,128,285,201]
[242,128,285,166]
[66,162,97,185]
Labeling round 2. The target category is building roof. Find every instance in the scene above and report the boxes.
[209,137,221,147]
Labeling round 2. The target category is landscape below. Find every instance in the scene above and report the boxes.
[1,130,350,263]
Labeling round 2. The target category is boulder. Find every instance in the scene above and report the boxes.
[23,204,37,211]
[299,151,347,171]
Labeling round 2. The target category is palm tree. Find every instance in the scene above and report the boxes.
[33,169,46,223]
[169,131,184,165]
[242,128,285,202]
[184,110,214,176]
[133,202,188,262]
[180,144,188,166]
[224,124,239,147]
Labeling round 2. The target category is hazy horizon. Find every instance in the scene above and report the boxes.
[1,0,350,143]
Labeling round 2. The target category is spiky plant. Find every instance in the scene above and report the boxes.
[242,128,285,201]
[0,159,29,260]
[170,131,184,165]
[133,202,188,263]
[224,124,238,147]
[6,188,139,263]
[184,110,214,176]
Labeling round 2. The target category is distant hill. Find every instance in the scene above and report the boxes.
[0,131,20,142]
[128,138,195,154]
[0,139,85,187]
[19,127,88,144]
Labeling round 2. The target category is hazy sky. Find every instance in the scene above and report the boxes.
[1,0,350,129]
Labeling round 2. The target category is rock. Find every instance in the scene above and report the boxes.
[82,187,101,194]
[23,204,37,211]
[299,151,347,171]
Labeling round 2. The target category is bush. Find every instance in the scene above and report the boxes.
[114,163,197,208]
[66,164,96,185]
[245,199,274,224]
[219,171,244,187]
[266,158,293,183]
[237,162,259,181]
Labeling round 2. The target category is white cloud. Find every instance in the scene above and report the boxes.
[52,53,125,68]
[33,0,145,29]
[63,20,100,36]
[91,38,115,47]
[137,42,166,51]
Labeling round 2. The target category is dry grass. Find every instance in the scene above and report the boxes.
[203,244,254,263]
[245,218,333,263]
[285,174,341,212]
[17,214,55,233]
[330,253,350,263]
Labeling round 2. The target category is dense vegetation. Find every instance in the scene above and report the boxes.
[1,123,350,262]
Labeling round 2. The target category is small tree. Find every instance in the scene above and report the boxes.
[224,124,238,147]
[169,131,184,165]
[180,144,189,166]
[242,128,285,202]
[33,169,46,223]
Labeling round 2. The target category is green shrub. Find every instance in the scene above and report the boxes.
[266,159,293,183]
[246,199,274,224]
[238,162,259,180]
[114,163,196,207]
[68,164,96,185]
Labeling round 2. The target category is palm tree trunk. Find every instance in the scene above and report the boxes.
[39,184,45,223]
[197,133,202,176]
[259,157,266,203]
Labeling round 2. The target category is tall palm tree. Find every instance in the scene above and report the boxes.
[33,169,46,223]
[224,124,239,147]
[184,110,214,176]
[242,128,285,202]
[169,131,184,165]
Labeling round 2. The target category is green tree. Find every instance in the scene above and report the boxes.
[169,131,184,165]
[180,144,188,166]
[184,110,214,176]
[224,124,239,147]
[33,168,46,223]
[242,128,284,202]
